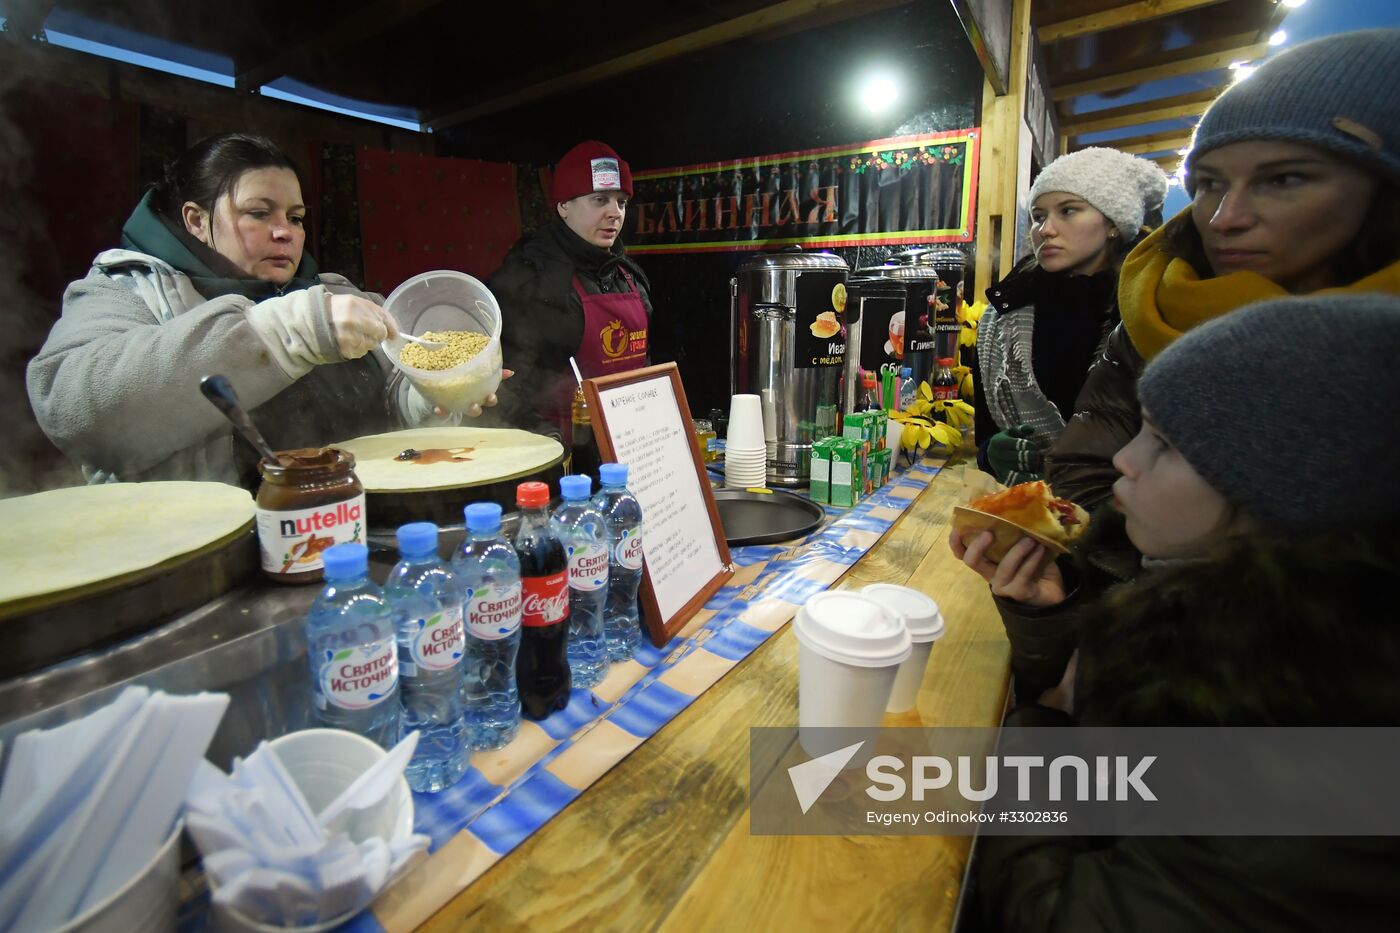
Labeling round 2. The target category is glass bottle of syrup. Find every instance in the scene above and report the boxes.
[570,387,602,480]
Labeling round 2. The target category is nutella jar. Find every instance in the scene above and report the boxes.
[255,447,366,584]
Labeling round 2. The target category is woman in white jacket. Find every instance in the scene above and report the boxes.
[28,133,488,488]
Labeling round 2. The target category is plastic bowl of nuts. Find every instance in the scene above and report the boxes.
[381,270,504,413]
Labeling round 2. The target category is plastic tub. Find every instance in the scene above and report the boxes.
[381,270,504,413]
[56,821,183,933]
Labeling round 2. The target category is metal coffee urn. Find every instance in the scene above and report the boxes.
[730,249,849,486]
[856,247,967,389]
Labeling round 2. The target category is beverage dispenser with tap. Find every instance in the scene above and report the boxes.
[730,249,849,486]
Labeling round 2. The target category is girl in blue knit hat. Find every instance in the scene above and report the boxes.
[965,293,1400,932]
[1045,28,1400,512]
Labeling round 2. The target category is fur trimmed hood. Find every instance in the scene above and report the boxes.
[1074,526,1400,726]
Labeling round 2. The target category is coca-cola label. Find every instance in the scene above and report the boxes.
[319,638,397,710]
[256,494,365,575]
[521,571,569,627]
[615,527,644,571]
[567,541,609,591]
[466,581,522,640]
[410,607,466,670]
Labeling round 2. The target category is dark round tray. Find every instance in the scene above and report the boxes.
[712,488,825,546]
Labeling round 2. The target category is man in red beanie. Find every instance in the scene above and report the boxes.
[488,140,652,437]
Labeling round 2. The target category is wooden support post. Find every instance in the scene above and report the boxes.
[973,0,1032,302]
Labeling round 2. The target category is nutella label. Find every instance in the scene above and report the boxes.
[567,541,609,591]
[520,571,569,627]
[410,607,466,671]
[466,581,522,641]
[318,638,397,710]
[614,527,644,571]
[257,494,365,574]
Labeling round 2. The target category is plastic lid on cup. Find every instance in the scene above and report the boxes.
[794,591,911,668]
[860,584,945,643]
[516,481,550,508]
[599,463,628,486]
[396,521,438,556]
[323,543,368,580]
[465,502,503,532]
[560,474,592,500]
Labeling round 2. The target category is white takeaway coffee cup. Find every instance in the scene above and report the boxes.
[861,584,945,712]
[794,590,911,761]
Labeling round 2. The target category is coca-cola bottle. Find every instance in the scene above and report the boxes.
[512,481,572,719]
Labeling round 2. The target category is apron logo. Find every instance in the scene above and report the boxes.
[600,319,629,358]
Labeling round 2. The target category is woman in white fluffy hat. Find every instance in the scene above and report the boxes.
[974,147,1168,486]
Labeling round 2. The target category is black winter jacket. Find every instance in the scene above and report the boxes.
[486,218,652,435]
[975,261,1117,473]
[978,527,1400,933]
[1041,323,1145,511]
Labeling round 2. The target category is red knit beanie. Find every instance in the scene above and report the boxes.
[551,140,632,204]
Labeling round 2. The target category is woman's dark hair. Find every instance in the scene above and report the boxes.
[1161,177,1400,285]
[151,133,300,219]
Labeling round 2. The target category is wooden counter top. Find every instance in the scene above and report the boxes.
[396,451,1010,931]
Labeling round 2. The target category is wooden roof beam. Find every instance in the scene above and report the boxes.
[1048,30,1254,85]
[426,0,855,130]
[1053,41,1267,101]
[1039,0,1228,44]
[1061,85,1223,137]
[236,0,444,91]
[1075,128,1194,156]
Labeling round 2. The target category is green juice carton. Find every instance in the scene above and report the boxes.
[829,436,860,508]
[809,437,833,504]
[842,413,865,444]
[873,447,891,488]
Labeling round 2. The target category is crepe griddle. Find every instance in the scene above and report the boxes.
[2,524,257,679]
[364,453,566,532]
[712,488,825,546]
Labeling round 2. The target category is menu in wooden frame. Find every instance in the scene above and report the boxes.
[583,364,734,646]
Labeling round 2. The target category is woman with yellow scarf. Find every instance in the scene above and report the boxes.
[1046,29,1400,510]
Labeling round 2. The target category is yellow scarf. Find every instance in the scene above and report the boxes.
[1119,218,1400,361]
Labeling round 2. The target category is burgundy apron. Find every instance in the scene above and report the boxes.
[549,269,650,436]
[572,268,649,377]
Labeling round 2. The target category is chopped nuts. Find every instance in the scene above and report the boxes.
[399,330,491,370]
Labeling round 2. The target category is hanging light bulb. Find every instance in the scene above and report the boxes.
[859,74,900,114]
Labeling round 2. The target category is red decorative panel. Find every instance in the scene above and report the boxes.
[10,84,139,305]
[356,148,520,295]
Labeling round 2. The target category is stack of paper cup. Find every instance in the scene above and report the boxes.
[793,590,911,761]
[861,584,945,712]
[725,394,769,488]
